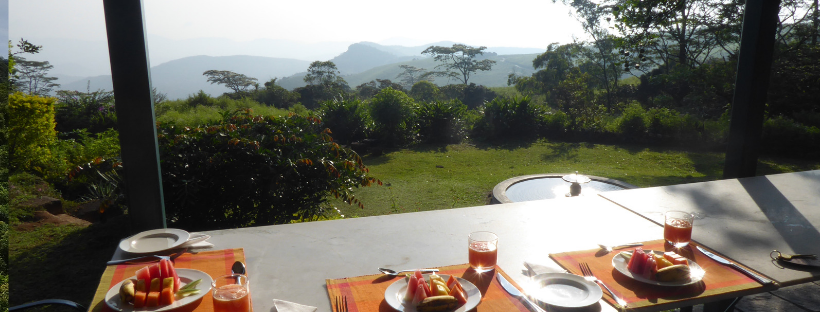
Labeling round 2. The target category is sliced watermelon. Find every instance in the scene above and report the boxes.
[148,263,161,281]
[159,259,170,280]
[630,248,646,274]
[626,248,641,272]
[404,275,418,301]
[414,270,423,281]
[169,262,181,292]
[135,266,151,286]
[411,283,427,306]
[642,257,656,280]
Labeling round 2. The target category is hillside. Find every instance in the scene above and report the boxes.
[61,55,310,100]
[277,53,541,90]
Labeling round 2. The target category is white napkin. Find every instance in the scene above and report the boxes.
[178,233,214,249]
[271,299,317,312]
[523,260,569,276]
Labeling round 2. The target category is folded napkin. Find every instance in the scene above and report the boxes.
[523,260,568,276]
[271,299,317,312]
[178,233,214,249]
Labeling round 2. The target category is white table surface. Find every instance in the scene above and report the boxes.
[599,170,820,287]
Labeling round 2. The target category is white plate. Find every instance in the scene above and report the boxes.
[119,229,190,254]
[612,250,706,286]
[384,274,481,312]
[529,273,602,308]
[104,269,213,312]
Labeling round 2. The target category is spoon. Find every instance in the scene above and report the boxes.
[379,268,439,276]
[231,261,246,283]
[598,243,643,253]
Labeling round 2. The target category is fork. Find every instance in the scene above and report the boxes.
[579,262,627,308]
[335,296,348,312]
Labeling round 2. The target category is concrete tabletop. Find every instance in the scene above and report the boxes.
[599,170,820,287]
[112,196,671,312]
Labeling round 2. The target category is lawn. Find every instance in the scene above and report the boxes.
[334,140,820,218]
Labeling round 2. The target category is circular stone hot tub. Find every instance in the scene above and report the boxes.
[492,173,637,204]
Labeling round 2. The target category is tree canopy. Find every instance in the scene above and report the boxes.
[304,61,348,87]
[12,57,60,96]
[421,44,496,85]
[203,70,258,94]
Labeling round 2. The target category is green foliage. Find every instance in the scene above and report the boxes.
[355,79,404,99]
[317,98,370,144]
[612,102,647,137]
[11,57,60,96]
[157,109,380,230]
[8,92,56,175]
[48,129,122,197]
[437,83,497,109]
[645,107,702,142]
[473,96,542,141]
[396,65,428,89]
[253,79,300,108]
[421,44,496,85]
[8,173,62,223]
[760,116,820,157]
[155,94,288,127]
[415,100,468,144]
[54,89,117,136]
[368,87,417,146]
[409,80,440,103]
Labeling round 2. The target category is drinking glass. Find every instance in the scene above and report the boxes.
[212,275,251,312]
[468,231,498,273]
[664,211,694,248]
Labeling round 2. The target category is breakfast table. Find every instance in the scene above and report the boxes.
[94,170,820,312]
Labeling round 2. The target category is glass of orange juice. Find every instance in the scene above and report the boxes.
[664,211,694,248]
[212,275,251,312]
[468,231,498,273]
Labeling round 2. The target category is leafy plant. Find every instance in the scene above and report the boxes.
[473,96,542,141]
[415,100,467,144]
[368,87,416,146]
[54,89,117,136]
[8,92,56,175]
[317,98,370,144]
[157,109,380,230]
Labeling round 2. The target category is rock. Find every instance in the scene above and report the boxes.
[74,199,105,223]
[20,196,64,215]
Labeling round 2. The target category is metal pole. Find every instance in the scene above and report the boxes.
[723,0,781,179]
[102,0,166,231]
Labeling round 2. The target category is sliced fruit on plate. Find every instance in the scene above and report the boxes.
[412,283,428,306]
[404,275,419,301]
[417,295,457,312]
[133,290,147,309]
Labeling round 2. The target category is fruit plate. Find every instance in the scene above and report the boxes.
[119,229,190,254]
[384,274,481,312]
[529,273,602,308]
[104,269,213,312]
[612,250,706,286]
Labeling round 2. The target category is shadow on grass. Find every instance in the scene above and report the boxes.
[10,215,132,311]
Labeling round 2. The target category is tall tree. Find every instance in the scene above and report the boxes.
[203,70,258,94]
[395,65,428,89]
[421,44,496,85]
[11,57,59,96]
[304,61,348,87]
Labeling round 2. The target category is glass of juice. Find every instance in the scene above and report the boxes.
[212,275,251,312]
[468,231,498,273]
[664,211,694,248]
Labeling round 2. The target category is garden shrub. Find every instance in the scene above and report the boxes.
[8,92,56,174]
[156,96,288,127]
[317,98,370,144]
[54,89,117,136]
[613,102,647,138]
[158,109,380,230]
[186,90,217,107]
[49,129,122,196]
[473,96,542,141]
[409,81,440,103]
[760,116,820,157]
[542,110,570,138]
[368,87,416,146]
[645,107,702,142]
[415,100,467,144]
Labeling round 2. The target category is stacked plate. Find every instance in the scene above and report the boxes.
[118,228,209,254]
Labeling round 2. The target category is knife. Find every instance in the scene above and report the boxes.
[497,273,547,312]
[696,246,773,285]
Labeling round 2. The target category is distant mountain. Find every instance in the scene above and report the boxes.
[330,43,416,75]
[61,55,310,100]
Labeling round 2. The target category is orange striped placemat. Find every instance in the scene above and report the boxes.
[327,264,534,312]
[89,248,247,312]
[550,240,774,311]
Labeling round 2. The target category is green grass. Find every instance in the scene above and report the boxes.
[334,141,820,218]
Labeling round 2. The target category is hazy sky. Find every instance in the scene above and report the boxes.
[0,0,8,46]
[10,0,586,48]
